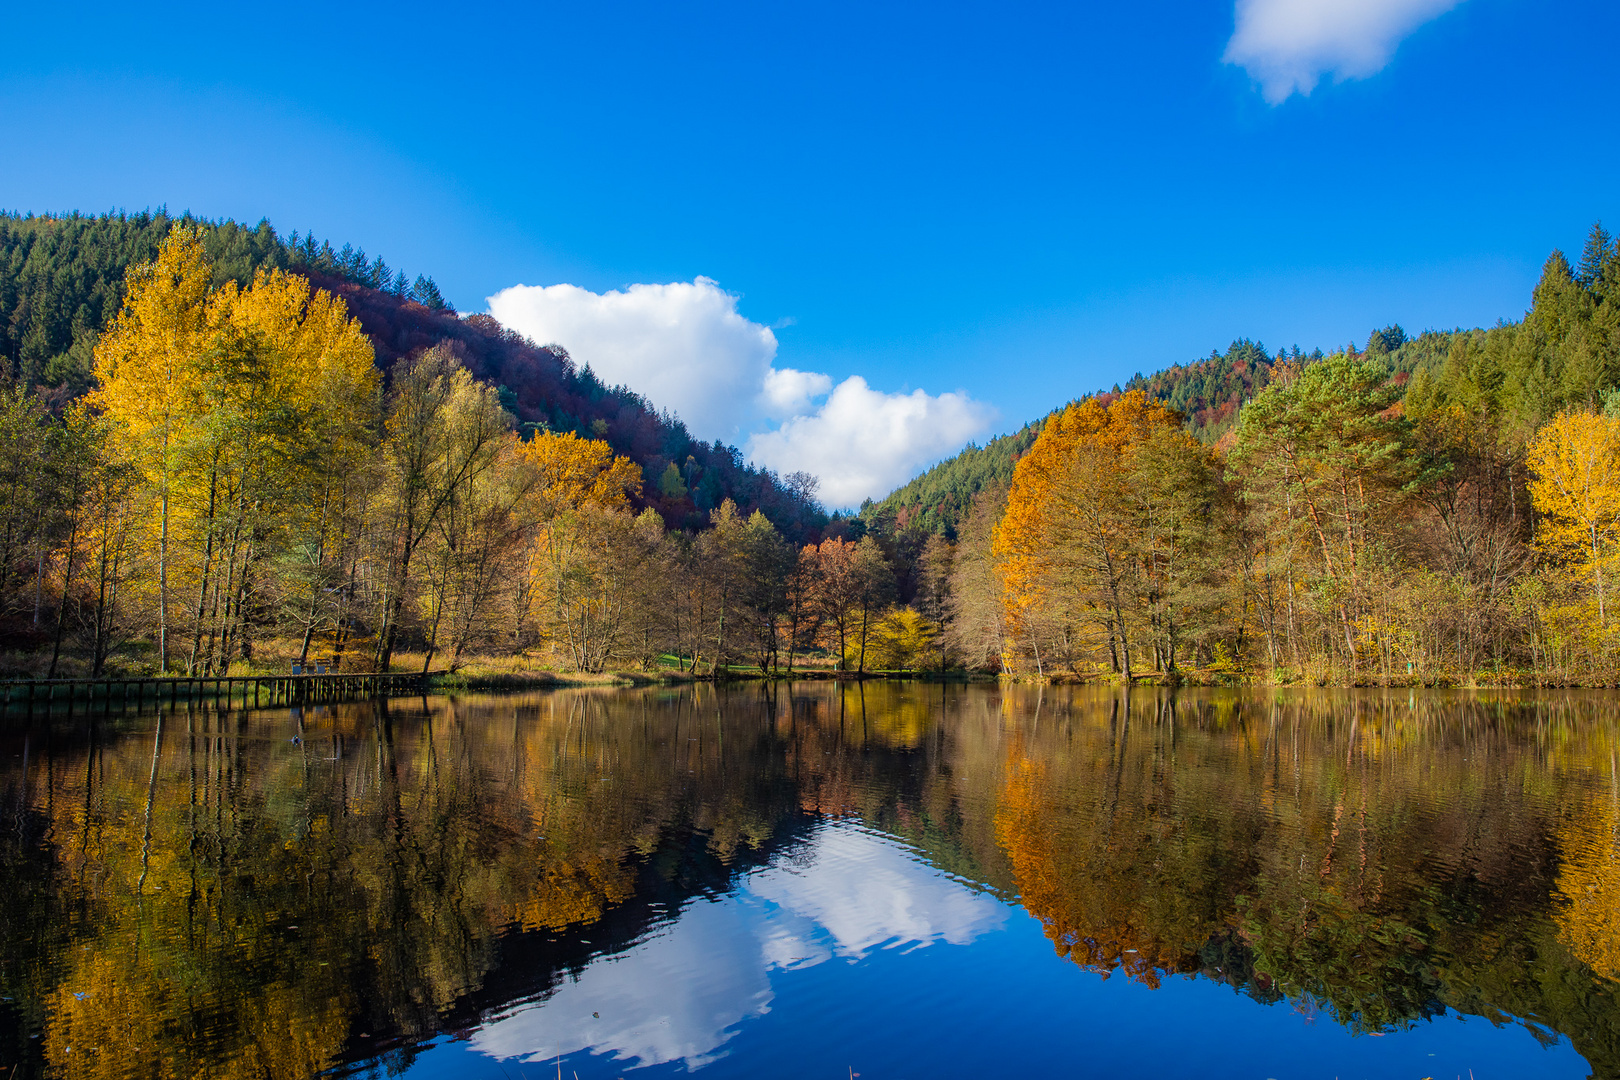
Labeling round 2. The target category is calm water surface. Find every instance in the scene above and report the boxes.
[3,684,1620,1079]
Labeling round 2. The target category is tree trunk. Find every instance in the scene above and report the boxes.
[47,515,79,679]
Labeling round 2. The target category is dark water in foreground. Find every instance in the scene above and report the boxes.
[3,685,1620,1079]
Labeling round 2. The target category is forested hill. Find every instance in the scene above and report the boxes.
[0,210,822,539]
[866,324,1466,537]
[861,424,1042,535]
[1126,326,1462,444]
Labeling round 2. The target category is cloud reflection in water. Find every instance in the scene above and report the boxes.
[469,820,1005,1070]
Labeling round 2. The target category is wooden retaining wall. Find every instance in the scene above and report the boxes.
[0,671,430,713]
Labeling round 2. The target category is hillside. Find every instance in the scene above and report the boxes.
[864,325,1468,537]
[0,210,1519,547]
[861,423,1042,537]
[0,210,823,540]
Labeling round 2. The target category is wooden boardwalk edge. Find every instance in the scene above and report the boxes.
[0,671,436,710]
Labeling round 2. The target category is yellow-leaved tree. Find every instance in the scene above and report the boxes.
[89,225,214,670]
[92,226,379,673]
[515,431,650,670]
[852,606,941,672]
[373,349,510,671]
[224,268,382,668]
[1527,410,1620,664]
[521,430,644,517]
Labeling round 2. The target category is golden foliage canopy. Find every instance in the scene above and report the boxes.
[91,226,378,476]
[994,390,1184,605]
[518,430,643,519]
[1528,411,1620,587]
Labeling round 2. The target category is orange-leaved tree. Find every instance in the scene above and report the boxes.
[993,389,1205,677]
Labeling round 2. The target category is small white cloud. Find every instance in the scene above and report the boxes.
[747,376,996,508]
[759,367,833,419]
[1225,0,1466,103]
[487,277,777,441]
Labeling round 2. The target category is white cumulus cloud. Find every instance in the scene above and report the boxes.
[1225,0,1466,103]
[487,279,993,508]
[487,277,777,441]
[746,376,996,509]
[760,367,834,419]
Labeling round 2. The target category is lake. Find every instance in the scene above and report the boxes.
[2,684,1618,1079]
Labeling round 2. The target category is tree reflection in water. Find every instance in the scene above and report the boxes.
[2,685,1619,1077]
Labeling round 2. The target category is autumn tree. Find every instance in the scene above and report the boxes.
[417,435,534,671]
[90,225,215,669]
[1229,356,1414,677]
[783,543,823,672]
[516,429,649,671]
[535,507,666,672]
[861,607,941,671]
[1527,410,1620,664]
[809,538,861,665]
[733,510,795,672]
[374,349,507,670]
[995,390,1196,677]
[694,501,750,673]
[1124,423,1232,672]
[93,226,379,674]
[944,485,1010,672]
[806,536,895,671]
[188,265,378,673]
[914,532,954,627]
[849,537,896,673]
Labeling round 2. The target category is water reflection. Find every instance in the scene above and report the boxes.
[1,685,1619,1078]
[472,822,1003,1070]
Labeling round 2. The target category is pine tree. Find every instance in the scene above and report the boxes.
[412,275,447,310]
[1578,223,1615,287]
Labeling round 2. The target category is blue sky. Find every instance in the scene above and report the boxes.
[3,0,1617,503]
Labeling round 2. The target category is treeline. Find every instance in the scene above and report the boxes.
[0,227,855,675]
[0,209,825,539]
[921,223,1620,683]
[873,328,1467,540]
[1122,326,1461,444]
[14,216,1620,682]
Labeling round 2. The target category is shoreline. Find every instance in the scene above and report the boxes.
[425,669,1620,691]
[424,669,990,690]
[3,666,1613,695]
